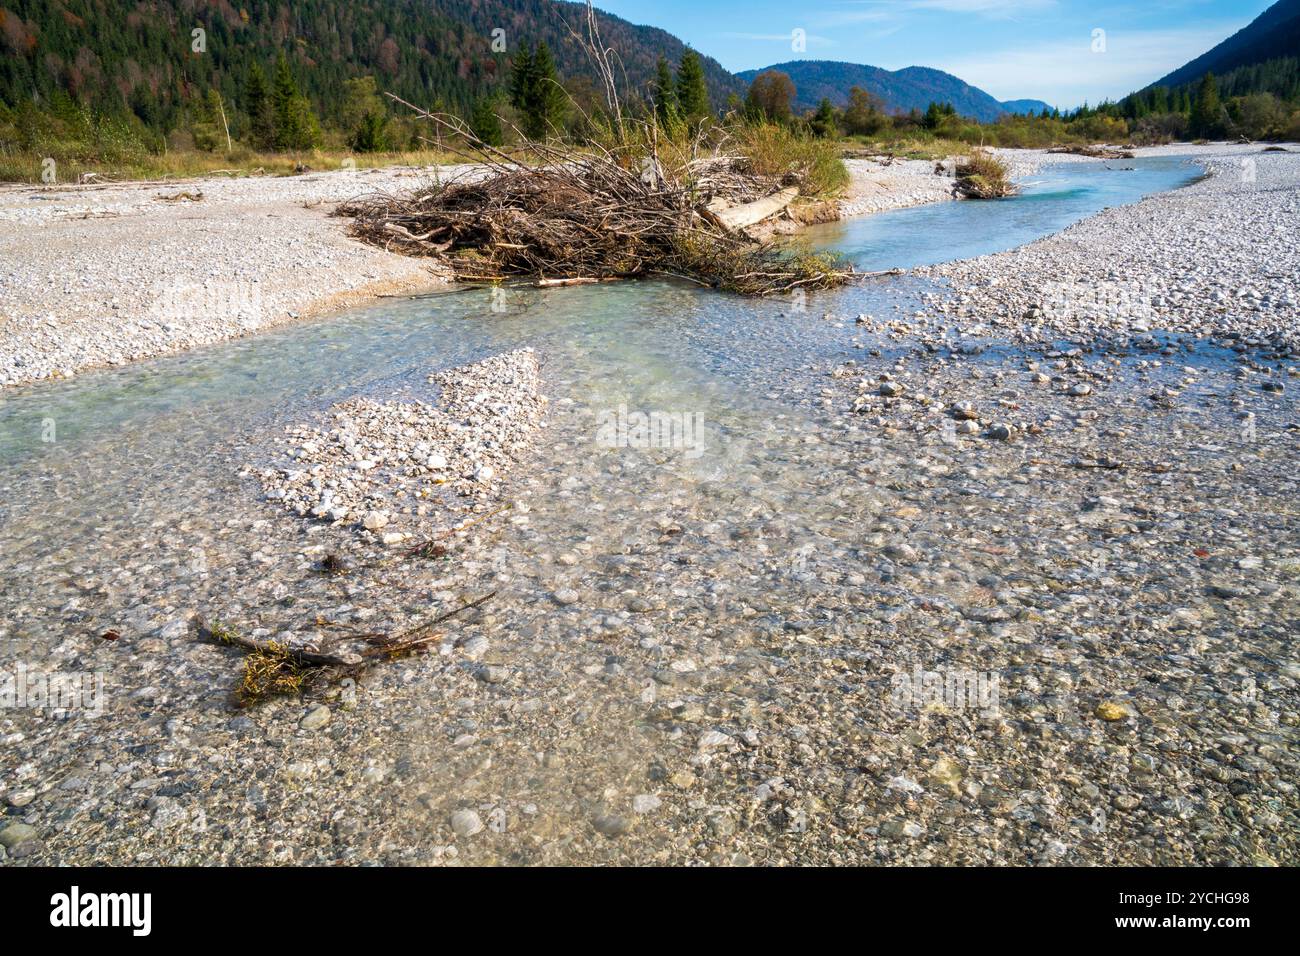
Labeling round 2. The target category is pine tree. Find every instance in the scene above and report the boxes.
[509,42,566,140]
[810,97,837,138]
[343,76,389,153]
[271,55,319,151]
[652,55,679,130]
[508,45,534,119]
[349,111,389,152]
[675,49,709,124]
[531,42,567,137]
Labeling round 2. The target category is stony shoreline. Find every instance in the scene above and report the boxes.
[1,143,1297,867]
[0,147,1129,389]
[254,349,547,547]
[0,165,471,388]
[922,144,1300,356]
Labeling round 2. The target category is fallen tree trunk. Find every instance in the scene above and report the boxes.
[713,186,799,230]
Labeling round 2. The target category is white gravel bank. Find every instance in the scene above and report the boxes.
[3,143,1295,390]
[0,165,479,388]
[922,143,1300,351]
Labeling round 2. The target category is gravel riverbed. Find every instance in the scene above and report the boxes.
[924,144,1300,354]
[0,143,1296,867]
[0,148,1095,390]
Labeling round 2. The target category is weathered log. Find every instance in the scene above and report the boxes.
[713,186,800,230]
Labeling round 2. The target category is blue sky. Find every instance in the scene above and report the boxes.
[594,0,1275,108]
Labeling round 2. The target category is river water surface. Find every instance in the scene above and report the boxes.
[7,156,1285,867]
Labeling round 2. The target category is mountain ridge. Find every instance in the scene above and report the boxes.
[1151,0,1300,91]
[736,59,1036,121]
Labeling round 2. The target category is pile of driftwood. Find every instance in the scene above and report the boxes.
[337,106,854,297]
[1049,144,1136,160]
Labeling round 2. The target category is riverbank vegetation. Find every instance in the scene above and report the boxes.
[954,151,1015,199]
[743,66,1300,154]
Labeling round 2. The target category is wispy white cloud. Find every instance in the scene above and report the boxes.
[936,23,1236,106]
[722,31,835,47]
[813,0,1055,29]
[902,0,1056,13]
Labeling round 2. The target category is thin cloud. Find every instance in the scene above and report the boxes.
[814,0,1054,28]
[937,23,1237,106]
[722,31,835,46]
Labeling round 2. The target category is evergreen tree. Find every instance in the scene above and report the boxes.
[272,55,319,151]
[923,101,955,130]
[1190,72,1225,138]
[675,49,710,124]
[470,95,504,148]
[343,77,389,153]
[652,55,679,130]
[243,62,274,150]
[191,89,229,151]
[810,97,837,138]
[508,45,535,118]
[509,42,566,140]
[349,111,389,152]
[531,42,567,136]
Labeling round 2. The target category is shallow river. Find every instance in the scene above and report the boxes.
[7,156,1290,867]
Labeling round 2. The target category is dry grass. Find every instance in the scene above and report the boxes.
[0,146,470,185]
[734,123,850,198]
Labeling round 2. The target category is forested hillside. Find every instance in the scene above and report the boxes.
[1116,0,1300,140]
[0,0,743,139]
[1150,0,1300,99]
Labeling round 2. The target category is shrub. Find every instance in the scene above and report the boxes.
[736,122,848,198]
[955,149,1014,199]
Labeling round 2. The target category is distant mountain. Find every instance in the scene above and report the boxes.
[1000,99,1054,116]
[1148,0,1300,98]
[0,0,744,132]
[736,60,1023,121]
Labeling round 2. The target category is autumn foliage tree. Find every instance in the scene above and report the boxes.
[745,70,795,123]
